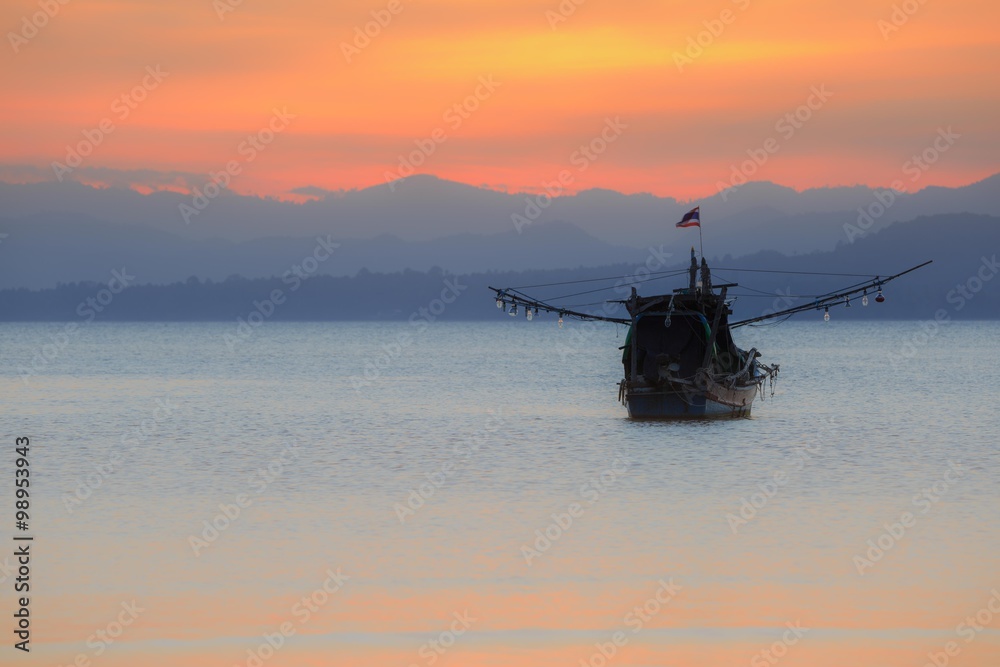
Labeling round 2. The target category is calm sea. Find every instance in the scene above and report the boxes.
[1,320,998,667]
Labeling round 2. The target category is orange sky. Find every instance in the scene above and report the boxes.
[1,0,997,199]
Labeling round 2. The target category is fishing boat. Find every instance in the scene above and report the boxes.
[489,250,931,420]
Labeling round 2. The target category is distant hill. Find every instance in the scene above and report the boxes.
[0,216,644,289]
[0,174,1000,288]
[0,173,998,289]
[1,213,996,322]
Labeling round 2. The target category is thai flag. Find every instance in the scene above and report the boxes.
[676,206,700,228]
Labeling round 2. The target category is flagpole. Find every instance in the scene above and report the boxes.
[698,223,704,261]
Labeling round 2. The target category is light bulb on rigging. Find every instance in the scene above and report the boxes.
[509,303,518,317]
[496,297,504,309]
[557,312,564,328]
[875,288,885,303]
[862,290,869,307]
[845,295,851,308]
[526,307,533,321]
[823,306,830,322]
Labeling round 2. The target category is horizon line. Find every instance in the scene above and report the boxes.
[0,167,996,206]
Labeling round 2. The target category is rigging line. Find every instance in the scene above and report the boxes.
[508,282,631,303]
[728,259,932,329]
[507,268,690,290]
[713,271,876,301]
[812,277,881,300]
[541,284,633,301]
[727,293,813,299]
[506,288,543,301]
[558,300,622,308]
[502,290,613,317]
[711,273,818,299]
[537,270,697,302]
[721,286,821,300]
[712,267,878,278]
[745,313,796,327]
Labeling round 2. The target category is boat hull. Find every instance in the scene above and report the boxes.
[624,380,757,419]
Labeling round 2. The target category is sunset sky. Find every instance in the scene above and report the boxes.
[1,0,997,199]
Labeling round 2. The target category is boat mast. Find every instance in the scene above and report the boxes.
[688,247,698,292]
[701,286,728,370]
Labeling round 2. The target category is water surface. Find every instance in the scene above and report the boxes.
[1,320,997,667]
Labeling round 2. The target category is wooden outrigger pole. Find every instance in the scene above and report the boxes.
[729,260,933,328]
